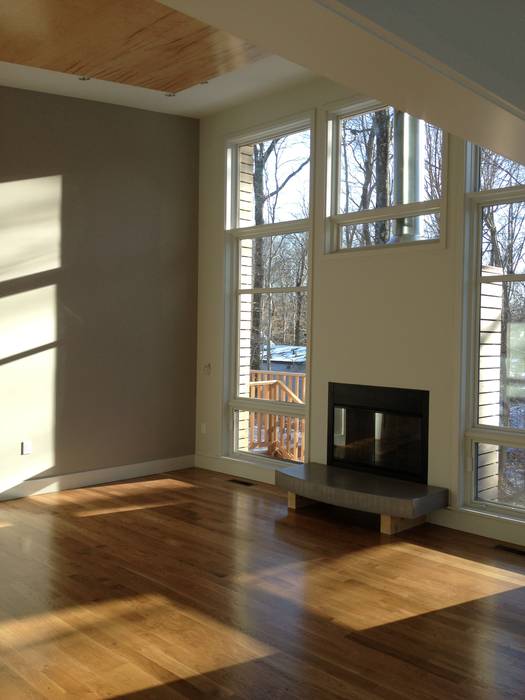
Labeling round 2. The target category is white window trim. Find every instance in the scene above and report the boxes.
[224,113,315,466]
[231,219,310,239]
[226,113,312,233]
[463,141,525,515]
[325,100,448,255]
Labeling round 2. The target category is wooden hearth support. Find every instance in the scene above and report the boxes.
[380,514,426,535]
[287,492,315,510]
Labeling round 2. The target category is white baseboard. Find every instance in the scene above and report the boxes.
[193,453,276,484]
[429,506,525,547]
[0,454,195,501]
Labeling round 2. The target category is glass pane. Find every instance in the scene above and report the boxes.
[339,212,439,250]
[475,442,525,509]
[479,148,525,191]
[338,107,442,215]
[333,406,422,477]
[481,202,525,275]
[238,292,307,401]
[239,232,308,289]
[234,409,305,463]
[478,279,525,429]
[238,129,311,227]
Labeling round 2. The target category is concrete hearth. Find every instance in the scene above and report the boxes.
[276,463,449,535]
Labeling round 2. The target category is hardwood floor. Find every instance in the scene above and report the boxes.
[0,468,524,699]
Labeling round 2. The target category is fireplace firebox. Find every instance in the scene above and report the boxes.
[327,383,429,484]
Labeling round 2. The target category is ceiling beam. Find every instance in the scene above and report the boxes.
[158,0,525,162]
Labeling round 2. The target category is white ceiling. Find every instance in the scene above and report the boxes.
[0,56,313,118]
[334,0,525,114]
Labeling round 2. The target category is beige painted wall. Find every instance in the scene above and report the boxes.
[0,86,198,485]
[195,77,525,545]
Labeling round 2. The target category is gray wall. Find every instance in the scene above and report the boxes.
[0,86,198,480]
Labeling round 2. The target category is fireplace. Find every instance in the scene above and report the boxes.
[327,383,429,484]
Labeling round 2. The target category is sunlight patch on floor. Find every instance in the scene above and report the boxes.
[75,500,189,517]
[0,592,276,667]
[72,478,196,516]
[231,539,525,632]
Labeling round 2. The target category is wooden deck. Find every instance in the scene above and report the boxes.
[0,468,524,698]
[248,370,306,462]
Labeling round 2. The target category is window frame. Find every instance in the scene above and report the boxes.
[224,114,314,466]
[325,99,448,255]
[463,143,525,517]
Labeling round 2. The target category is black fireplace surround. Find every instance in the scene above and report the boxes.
[327,383,429,484]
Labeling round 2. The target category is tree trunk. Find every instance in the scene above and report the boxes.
[250,145,266,370]
[294,251,306,345]
[374,110,390,243]
[359,125,375,246]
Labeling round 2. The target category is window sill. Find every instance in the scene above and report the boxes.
[325,237,445,258]
[230,450,302,471]
[451,503,525,525]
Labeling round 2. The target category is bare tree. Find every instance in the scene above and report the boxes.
[339,108,393,247]
[339,109,444,247]
[374,109,390,243]
[249,133,310,370]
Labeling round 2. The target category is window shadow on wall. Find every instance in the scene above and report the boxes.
[0,175,61,494]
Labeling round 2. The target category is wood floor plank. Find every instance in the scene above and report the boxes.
[0,468,523,699]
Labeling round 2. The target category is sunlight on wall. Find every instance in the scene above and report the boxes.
[0,176,61,283]
[0,348,56,491]
[0,176,61,493]
[0,286,56,360]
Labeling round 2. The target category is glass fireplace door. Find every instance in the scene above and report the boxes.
[333,406,423,477]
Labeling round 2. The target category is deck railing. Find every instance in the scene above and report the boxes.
[248,370,306,462]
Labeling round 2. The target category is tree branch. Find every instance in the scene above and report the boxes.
[264,156,310,202]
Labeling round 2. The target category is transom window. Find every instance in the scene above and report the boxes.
[478,147,525,191]
[226,122,311,464]
[327,103,444,251]
[236,128,310,228]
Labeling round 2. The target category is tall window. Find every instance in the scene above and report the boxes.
[467,145,525,511]
[226,121,311,464]
[327,103,444,251]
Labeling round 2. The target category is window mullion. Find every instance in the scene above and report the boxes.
[467,185,525,206]
[332,200,442,228]
[237,286,308,295]
[230,397,307,416]
[230,219,311,238]
[480,274,525,283]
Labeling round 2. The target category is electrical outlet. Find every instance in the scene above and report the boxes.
[20,440,32,456]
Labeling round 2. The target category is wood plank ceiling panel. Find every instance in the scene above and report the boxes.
[0,0,265,92]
